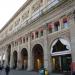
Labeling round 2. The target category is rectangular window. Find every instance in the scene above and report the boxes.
[54,21,60,31]
[32,1,41,13]
[19,37,22,44]
[22,10,29,20]
[40,30,43,36]
[23,37,25,43]
[31,32,34,40]
[15,41,18,46]
[48,23,52,33]
[26,37,28,42]
[35,31,39,38]
[15,18,20,26]
[63,18,68,29]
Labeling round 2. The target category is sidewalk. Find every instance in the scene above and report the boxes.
[0,69,71,75]
[0,69,38,75]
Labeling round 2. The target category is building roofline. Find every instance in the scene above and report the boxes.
[0,0,32,33]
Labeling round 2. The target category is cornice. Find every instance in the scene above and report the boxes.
[0,0,32,33]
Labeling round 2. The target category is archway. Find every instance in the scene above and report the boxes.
[21,48,28,70]
[13,51,17,69]
[7,44,11,65]
[50,38,72,72]
[32,44,44,71]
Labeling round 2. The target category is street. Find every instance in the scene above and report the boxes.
[0,69,38,75]
[0,69,71,75]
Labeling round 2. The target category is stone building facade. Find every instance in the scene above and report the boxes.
[0,0,75,73]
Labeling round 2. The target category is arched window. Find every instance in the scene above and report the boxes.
[63,17,68,29]
[50,38,71,56]
[52,39,68,52]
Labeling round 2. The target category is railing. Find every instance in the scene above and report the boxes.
[0,0,60,41]
[12,0,59,33]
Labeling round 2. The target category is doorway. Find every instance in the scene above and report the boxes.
[32,44,44,71]
[52,54,72,72]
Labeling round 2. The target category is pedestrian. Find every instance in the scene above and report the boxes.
[5,65,10,75]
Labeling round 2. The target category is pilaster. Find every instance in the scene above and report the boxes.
[27,33,33,71]
[43,26,51,72]
[69,11,75,72]
[17,42,21,69]
[4,46,8,67]
[1,52,3,66]
[10,43,14,68]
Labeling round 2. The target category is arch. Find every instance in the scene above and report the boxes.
[50,38,72,72]
[32,44,44,71]
[13,51,17,69]
[50,38,71,56]
[7,44,11,65]
[21,48,28,70]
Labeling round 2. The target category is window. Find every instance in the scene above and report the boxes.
[15,18,20,26]
[23,37,25,43]
[63,17,68,29]
[54,21,60,31]
[32,1,40,13]
[15,41,18,46]
[40,30,43,36]
[48,23,52,33]
[26,37,28,42]
[22,10,29,20]
[19,37,22,44]
[31,32,34,40]
[52,39,69,52]
[35,31,39,38]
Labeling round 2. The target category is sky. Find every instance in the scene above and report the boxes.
[0,0,27,30]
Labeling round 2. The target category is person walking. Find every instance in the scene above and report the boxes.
[5,65,10,75]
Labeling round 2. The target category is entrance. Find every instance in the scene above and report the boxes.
[13,51,17,69]
[52,54,72,72]
[32,44,44,71]
[21,48,28,70]
[7,44,11,65]
[51,38,72,73]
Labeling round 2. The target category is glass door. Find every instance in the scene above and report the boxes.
[61,54,72,72]
[52,54,72,73]
[52,56,61,72]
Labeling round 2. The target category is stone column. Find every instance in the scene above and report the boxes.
[17,42,21,69]
[10,43,14,68]
[4,46,8,67]
[69,11,75,72]
[1,53,3,66]
[27,33,33,71]
[43,27,51,72]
